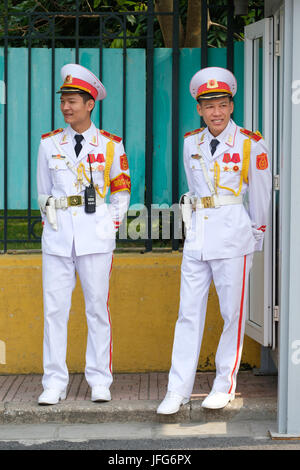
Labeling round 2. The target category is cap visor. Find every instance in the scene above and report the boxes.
[197,92,232,100]
[57,88,87,94]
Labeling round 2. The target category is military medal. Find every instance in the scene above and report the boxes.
[97,153,105,163]
[52,154,65,159]
[223,153,231,163]
[231,153,240,163]
[87,154,96,163]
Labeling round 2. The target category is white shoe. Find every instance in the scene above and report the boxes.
[201,391,235,409]
[91,385,111,402]
[38,388,66,405]
[157,391,189,415]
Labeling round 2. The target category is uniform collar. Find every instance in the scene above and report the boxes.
[207,119,236,147]
[197,120,237,161]
[60,122,99,147]
[57,122,101,163]
[68,122,99,146]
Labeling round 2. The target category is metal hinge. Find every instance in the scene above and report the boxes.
[273,306,280,322]
[275,40,281,57]
[274,174,280,190]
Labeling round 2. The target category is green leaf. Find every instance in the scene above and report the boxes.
[127,14,136,26]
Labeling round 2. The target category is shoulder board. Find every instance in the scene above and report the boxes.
[240,128,263,142]
[41,128,63,140]
[100,129,122,143]
[184,127,205,139]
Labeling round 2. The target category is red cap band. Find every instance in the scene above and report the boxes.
[197,81,231,98]
[61,77,98,100]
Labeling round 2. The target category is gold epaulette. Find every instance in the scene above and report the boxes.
[184,127,205,139]
[240,128,263,142]
[100,129,122,143]
[41,128,64,140]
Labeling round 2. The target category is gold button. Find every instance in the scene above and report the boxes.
[204,216,208,220]
[73,211,77,216]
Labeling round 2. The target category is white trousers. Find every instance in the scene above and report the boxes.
[42,248,113,391]
[168,252,253,398]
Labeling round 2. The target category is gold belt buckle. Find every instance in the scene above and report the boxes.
[201,196,214,208]
[67,195,82,206]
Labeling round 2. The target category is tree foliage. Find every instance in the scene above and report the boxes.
[0,0,264,48]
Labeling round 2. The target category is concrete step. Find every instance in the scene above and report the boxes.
[0,397,277,425]
[0,371,277,425]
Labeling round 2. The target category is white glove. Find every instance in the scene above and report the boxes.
[46,197,58,231]
[251,223,265,241]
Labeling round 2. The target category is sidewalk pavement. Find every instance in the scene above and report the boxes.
[0,371,277,425]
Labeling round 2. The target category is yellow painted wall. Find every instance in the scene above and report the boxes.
[0,253,260,374]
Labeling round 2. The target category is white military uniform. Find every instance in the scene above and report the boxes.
[166,69,272,400]
[37,65,130,393]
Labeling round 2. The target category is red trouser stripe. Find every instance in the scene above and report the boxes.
[228,255,247,394]
[107,256,114,373]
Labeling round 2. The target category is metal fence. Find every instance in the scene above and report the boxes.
[0,0,260,253]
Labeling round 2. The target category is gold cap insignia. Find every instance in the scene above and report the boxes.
[65,74,72,84]
[207,79,218,89]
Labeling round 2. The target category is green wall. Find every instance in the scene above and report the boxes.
[0,43,244,209]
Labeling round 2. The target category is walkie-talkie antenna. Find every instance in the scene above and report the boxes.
[88,155,94,185]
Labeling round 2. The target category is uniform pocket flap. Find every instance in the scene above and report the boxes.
[189,158,202,170]
[48,158,67,170]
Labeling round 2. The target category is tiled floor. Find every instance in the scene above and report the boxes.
[0,371,277,403]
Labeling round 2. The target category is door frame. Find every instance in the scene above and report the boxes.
[244,17,274,347]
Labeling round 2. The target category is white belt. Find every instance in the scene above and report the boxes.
[193,194,243,210]
[54,195,104,210]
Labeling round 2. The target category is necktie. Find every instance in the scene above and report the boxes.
[210,138,219,156]
[74,134,84,157]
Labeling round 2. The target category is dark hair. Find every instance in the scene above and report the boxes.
[80,91,95,114]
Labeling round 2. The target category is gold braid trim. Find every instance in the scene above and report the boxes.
[214,162,244,197]
[241,138,251,184]
[213,137,251,195]
[77,140,115,198]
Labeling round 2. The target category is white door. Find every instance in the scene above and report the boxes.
[244,18,275,347]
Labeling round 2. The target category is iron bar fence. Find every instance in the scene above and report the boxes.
[0,0,262,253]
